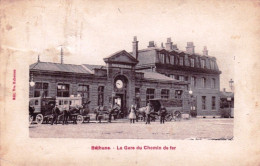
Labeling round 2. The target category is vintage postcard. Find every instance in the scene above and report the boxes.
[1,0,260,165]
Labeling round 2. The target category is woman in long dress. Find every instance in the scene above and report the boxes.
[129,105,136,123]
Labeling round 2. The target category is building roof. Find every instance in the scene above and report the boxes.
[30,62,93,74]
[135,46,216,60]
[219,91,234,98]
[82,64,106,71]
[104,50,138,64]
[142,71,182,83]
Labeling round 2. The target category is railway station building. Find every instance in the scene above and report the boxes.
[29,37,221,116]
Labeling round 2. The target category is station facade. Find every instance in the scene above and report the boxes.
[29,37,221,116]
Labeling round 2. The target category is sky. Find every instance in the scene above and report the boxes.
[2,0,259,90]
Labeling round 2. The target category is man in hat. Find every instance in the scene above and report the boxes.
[51,104,60,125]
[159,105,167,124]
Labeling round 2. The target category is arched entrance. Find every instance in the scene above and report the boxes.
[113,75,128,117]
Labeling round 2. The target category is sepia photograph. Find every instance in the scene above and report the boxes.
[1,0,259,165]
[29,36,234,139]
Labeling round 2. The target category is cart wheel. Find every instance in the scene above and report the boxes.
[166,114,173,121]
[85,117,90,123]
[76,115,84,124]
[58,115,63,123]
[29,115,33,125]
[36,114,43,124]
[174,111,181,121]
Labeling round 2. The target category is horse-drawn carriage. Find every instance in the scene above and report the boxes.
[93,104,123,122]
[136,98,184,121]
[29,97,56,124]
[55,97,90,124]
[29,96,90,125]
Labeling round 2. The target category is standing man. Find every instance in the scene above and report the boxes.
[146,103,151,124]
[51,104,60,125]
[108,103,113,123]
[63,109,69,125]
[95,106,100,121]
[97,106,104,123]
[159,105,167,124]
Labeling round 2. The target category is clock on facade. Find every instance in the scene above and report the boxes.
[115,79,123,89]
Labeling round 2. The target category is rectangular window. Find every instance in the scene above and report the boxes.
[161,89,169,99]
[179,57,184,66]
[202,96,206,110]
[179,75,185,81]
[170,55,175,65]
[169,74,175,79]
[211,78,216,89]
[191,76,196,87]
[190,58,195,67]
[165,55,170,64]
[57,84,70,97]
[201,59,205,68]
[175,90,183,99]
[34,82,49,97]
[77,85,89,102]
[146,88,155,104]
[201,77,206,88]
[98,86,104,106]
[158,53,165,64]
[212,96,216,110]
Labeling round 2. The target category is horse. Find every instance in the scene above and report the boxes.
[80,101,91,116]
[136,106,159,122]
[105,104,122,121]
[136,106,147,121]
[111,104,122,119]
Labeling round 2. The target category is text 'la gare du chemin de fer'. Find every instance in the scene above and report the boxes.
[91,145,176,150]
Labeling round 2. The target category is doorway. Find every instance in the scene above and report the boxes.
[114,93,126,113]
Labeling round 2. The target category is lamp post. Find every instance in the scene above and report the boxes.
[189,89,193,116]
[229,79,234,92]
[29,73,35,87]
[228,79,234,117]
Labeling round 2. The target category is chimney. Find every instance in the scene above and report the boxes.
[203,46,208,56]
[165,37,173,50]
[147,41,155,48]
[37,54,40,62]
[132,36,138,60]
[161,42,164,48]
[60,47,64,64]
[186,42,195,54]
[172,44,178,50]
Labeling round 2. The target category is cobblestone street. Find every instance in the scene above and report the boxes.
[29,118,233,139]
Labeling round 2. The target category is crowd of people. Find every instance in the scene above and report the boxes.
[127,103,168,125]
[30,101,168,125]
